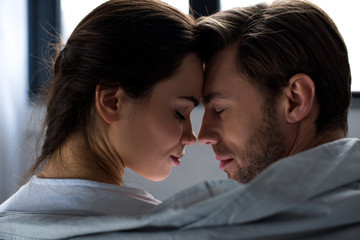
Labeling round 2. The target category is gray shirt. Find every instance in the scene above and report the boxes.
[0,176,160,216]
[1,138,359,239]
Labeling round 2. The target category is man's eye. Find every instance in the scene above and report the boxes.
[175,111,186,120]
[215,108,225,115]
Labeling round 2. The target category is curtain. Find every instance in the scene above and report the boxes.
[0,0,28,203]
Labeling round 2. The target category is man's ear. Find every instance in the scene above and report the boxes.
[283,73,315,124]
[95,86,125,124]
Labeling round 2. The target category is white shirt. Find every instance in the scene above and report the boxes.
[0,176,161,216]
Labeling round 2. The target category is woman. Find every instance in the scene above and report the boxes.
[0,0,203,216]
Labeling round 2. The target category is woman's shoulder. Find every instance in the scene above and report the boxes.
[0,176,160,216]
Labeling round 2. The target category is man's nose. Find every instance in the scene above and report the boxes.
[197,116,219,145]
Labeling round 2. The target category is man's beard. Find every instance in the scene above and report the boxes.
[215,99,286,183]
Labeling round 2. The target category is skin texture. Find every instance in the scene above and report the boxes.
[104,53,203,181]
[39,53,203,184]
[198,45,286,182]
[198,44,344,183]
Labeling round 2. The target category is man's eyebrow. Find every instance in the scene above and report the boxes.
[202,93,227,104]
[177,96,200,107]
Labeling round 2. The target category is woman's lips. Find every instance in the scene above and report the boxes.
[170,155,183,166]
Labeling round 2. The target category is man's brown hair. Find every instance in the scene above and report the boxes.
[196,0,351,134]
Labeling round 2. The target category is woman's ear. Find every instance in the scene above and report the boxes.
[95,86,125,124]
[283,73,316,124]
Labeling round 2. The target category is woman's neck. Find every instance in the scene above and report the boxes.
[37,133,123,185]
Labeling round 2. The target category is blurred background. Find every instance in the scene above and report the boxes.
[1,0,359,203]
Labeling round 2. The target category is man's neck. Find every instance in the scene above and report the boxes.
[288,126,345,156]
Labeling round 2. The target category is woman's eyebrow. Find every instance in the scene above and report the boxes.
[177,96,199,107]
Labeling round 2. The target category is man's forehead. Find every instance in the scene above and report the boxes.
[204,45,238,81]
[206,43,238,66]
[202,48,241,98]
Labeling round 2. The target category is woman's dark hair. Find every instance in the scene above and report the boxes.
[27,0,197,183]
[196,0,351,135]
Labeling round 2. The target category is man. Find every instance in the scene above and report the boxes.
[196,0,353,183]
[1,1,359,239]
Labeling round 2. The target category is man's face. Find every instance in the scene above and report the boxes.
[198,44,287,183]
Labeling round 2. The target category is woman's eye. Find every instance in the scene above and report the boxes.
[175,111,186,120]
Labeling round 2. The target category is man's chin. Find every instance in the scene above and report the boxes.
[226,171,241,182]
[227,169,255,184]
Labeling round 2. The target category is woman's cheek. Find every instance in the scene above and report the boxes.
[164,121,183,145]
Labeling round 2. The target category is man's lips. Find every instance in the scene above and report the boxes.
[216,156,234,170]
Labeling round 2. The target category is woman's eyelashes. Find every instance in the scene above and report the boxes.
[175,111,186,120]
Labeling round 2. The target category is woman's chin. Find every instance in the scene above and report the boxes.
[143,171,171,182]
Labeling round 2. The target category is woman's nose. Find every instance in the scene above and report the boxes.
[181,122,197,146]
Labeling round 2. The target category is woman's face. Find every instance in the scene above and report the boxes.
[111,53,203,181]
